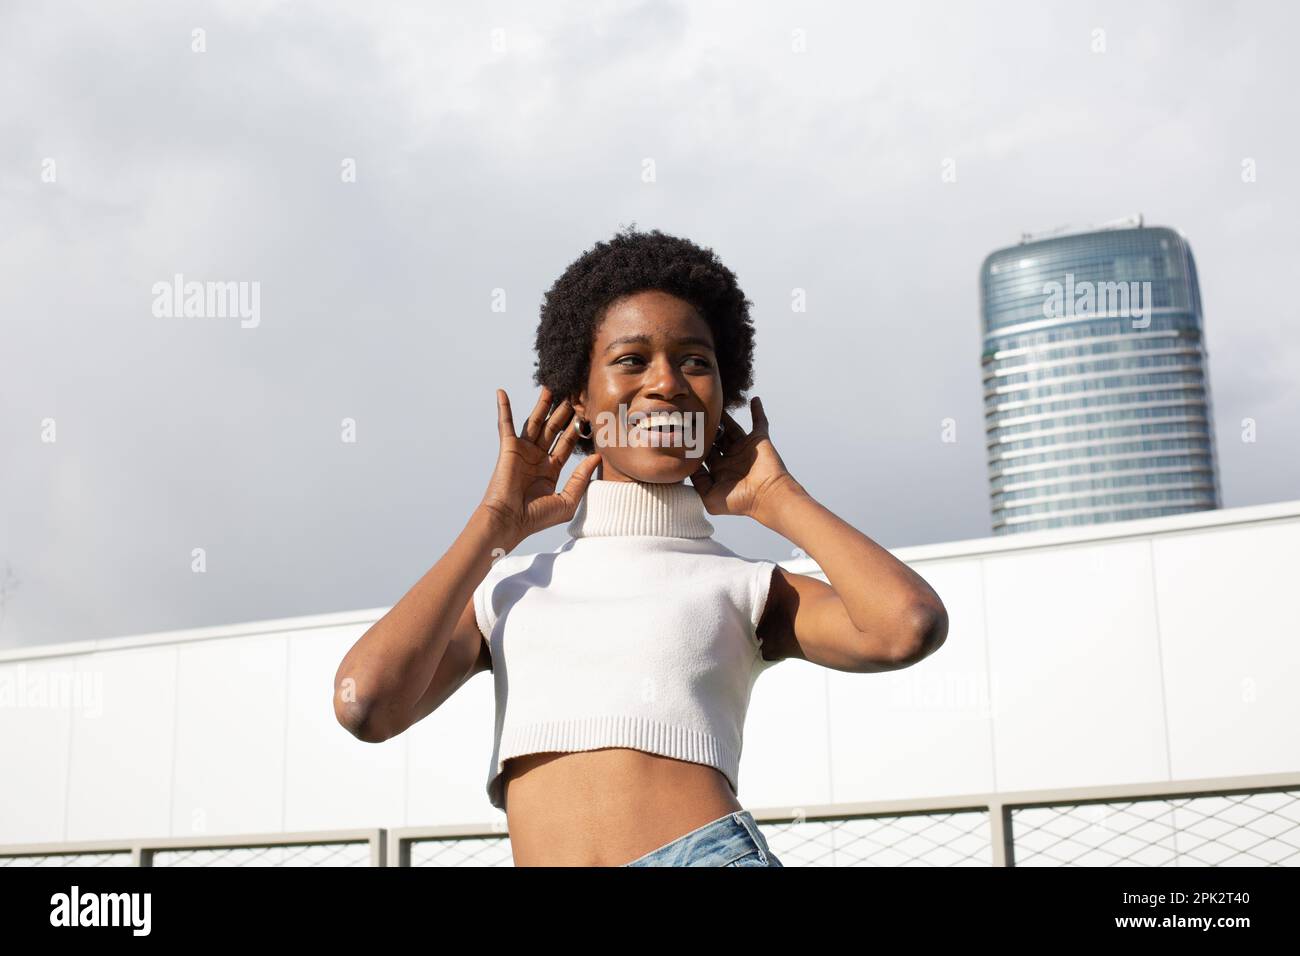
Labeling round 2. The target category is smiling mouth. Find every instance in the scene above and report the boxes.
[626,412,694,450]
[629,411,687,431]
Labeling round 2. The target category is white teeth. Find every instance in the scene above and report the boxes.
[634,412,679,429]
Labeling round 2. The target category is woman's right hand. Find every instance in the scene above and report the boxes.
[477,385,602,549]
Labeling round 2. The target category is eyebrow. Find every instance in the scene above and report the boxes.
[603,334,716,353]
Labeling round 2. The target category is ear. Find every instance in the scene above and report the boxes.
[570,390,587,420]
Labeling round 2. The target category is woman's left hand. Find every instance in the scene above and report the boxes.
[688,396,804,523]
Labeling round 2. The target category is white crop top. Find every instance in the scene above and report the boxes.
[473,477,782,811]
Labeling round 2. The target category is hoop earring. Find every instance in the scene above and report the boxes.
[576,417,593,440]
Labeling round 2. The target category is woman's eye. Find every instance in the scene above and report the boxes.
[616,355,712,369]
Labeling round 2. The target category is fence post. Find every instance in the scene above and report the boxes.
[989,800,1014,867]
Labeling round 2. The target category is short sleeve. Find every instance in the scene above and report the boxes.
[473,572,495,642]
[475,564,499,639]
[749,559,779,640]
[474,553,532,643]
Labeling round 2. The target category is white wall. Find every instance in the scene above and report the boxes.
[3,500,1298,847]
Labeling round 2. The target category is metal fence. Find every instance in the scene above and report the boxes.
[4,772,1296,866]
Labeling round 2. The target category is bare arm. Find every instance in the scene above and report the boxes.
[755,487,948,670]
[693,397,948,673]
[405,594,494,731]
[333,386,600,742]
[333,505,517,742]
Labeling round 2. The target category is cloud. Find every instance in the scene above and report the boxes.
[2,0,1297,647]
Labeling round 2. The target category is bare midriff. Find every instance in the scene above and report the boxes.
[501,747,745,866]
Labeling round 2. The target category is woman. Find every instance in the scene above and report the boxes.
[334,226,949,866]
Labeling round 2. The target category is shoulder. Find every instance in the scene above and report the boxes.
[479,551,543,589]
[474,551,545,638]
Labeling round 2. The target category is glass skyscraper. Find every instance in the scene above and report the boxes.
[980,222,1221,535]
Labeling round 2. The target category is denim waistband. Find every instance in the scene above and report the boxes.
[623,809,777,866]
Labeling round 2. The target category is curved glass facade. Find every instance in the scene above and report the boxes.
[980,226,1221,534]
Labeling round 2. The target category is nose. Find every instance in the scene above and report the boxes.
[644,354,690,400]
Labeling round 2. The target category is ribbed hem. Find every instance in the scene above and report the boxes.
[487,714,741,810]
[566,478,715,539]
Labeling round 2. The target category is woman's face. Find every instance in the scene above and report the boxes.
[572,289,724,484]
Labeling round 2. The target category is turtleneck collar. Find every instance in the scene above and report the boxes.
[566,477,716,539]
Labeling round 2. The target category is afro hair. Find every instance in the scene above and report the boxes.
[532,225,758,456]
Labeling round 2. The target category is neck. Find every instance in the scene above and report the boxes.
[566,477,715,539]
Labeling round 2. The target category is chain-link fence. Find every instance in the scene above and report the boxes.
[4,772,1296,867]
[0,830,385,867]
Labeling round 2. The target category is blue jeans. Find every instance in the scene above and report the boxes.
[623,810,784,867]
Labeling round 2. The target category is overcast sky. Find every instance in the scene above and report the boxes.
[3,0,1297,649]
